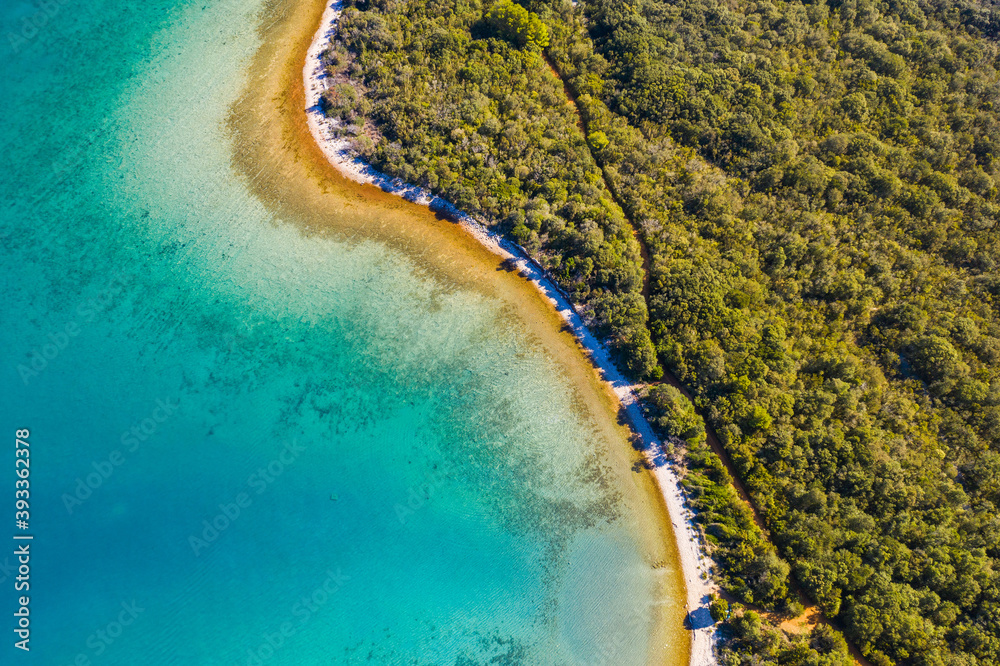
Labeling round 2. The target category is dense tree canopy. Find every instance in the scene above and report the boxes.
[324,0,1000,662]
[327,0,659,378]
[547,0,1000,662]
[485,0,550,49]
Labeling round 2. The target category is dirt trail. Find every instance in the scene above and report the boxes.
[543,55,759,525]
[543,55,651,300]
[544,50,873,666]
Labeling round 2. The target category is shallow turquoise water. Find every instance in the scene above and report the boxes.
[1,0,679,663]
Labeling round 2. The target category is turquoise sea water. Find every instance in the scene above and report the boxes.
[1,0,681,663]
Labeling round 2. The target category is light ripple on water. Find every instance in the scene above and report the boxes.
[0,0,681,663]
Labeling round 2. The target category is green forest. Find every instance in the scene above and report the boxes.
[323,0,1000,662]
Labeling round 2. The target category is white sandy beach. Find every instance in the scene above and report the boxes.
[304,4,718,663]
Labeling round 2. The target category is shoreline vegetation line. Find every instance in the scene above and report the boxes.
[302,3,718,664]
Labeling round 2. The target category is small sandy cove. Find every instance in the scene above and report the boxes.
[304,3,718,663]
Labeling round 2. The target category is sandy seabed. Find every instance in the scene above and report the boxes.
[302,3,719,664]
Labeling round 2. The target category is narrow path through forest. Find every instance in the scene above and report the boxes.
[543,55,651,300]
[543,51,873,666]
[543,53,765,524]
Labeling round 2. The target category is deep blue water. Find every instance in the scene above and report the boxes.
[0,0,681,663]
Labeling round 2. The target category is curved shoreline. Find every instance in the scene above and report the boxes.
[303,3,718,664]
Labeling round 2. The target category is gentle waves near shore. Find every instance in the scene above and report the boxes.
[303,2,718,664]
[2,0,690,664]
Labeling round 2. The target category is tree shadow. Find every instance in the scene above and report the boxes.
[625,408,671,470]
[684,604,715,631]
[496,257,518,272]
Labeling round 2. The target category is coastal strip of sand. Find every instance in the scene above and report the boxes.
[302,3,719,664]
